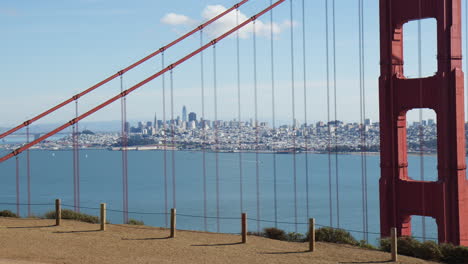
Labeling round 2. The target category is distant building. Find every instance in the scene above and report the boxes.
[428,119,435,126]
[189,112,197,122]
[365,118,372,126]
[182,106,187,122]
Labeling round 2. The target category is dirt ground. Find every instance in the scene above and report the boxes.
[0,218,437,264]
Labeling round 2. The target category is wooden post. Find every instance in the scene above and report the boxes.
[241,213,247,243]
[55,199,61,226]
[309,218,315,252]
[391,227,398,262]
[170,208,176,238]
[100,203,106,231]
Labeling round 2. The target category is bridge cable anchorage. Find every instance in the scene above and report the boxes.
[289,0,298,233]
[26,125,31,217]
[252,20,261,233]
[15,156,20,217]
[161,52,169,228]
[200,29,208,232]
[332,0,340,229]
[301,0,310,221]
[235,8,245,220]
[269,0,278,228]
[0,0,251,141]
[417,0,426,242]
[170,69,176,210]
[120,73,129,224]
[0,0,287,164]
[213,43,221,233]
[325,0,333,228]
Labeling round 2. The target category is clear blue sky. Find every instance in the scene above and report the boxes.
[0,0,462,128]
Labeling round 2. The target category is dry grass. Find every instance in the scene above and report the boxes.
[0,218,437,264]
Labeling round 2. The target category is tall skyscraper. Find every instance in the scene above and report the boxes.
[154,113,158,129]
[188,112,197,122]
[182,106,187,122]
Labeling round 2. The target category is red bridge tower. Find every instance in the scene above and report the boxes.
[379,0,468,245]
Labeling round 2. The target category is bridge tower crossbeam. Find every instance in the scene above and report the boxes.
[379,0,468,245]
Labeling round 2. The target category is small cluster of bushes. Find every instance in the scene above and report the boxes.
[0,208,146,227]
[0,210,18,218]
[44,209,100,224]
[260,227,375,249]
[380,236,468,263]
[257,226,468,263]
[127,219,144,225]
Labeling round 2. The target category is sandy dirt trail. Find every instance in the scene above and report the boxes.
[0,218,437,264]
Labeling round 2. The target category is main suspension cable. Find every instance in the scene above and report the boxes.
[0,0,287,163]
[0,0,251,141]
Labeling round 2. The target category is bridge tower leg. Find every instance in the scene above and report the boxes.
[379,0,468,245]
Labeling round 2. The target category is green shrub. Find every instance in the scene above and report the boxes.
[0,210,18,218]
[127,219,144,225]
[263,227,287,241]
[440,243,468,264]
[315,227,359,246]
[286,232,304,242]
[379,237,391,252]
[414,240,443,261]
[397,236,421,256]
[358,240,378,250]
[44,209,99,224]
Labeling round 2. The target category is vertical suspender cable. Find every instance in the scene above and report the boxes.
[170,70,176,210]
[162,53,168,227]
[332,0,340,228]
[253,20,261,232]
[289,0,298,233]
[301,0,310,222]
[15,156,19,216]
[72,100,80,212]
[72,112,77,211]
[362,0,369,242]
[213,44,221,232]
[236,9,245,216]
[76,100,81,212]
[270,0,279,227]
[359,0,369,241]
[120,73,129,224]
[200,30,208,231]
[417,0,426,241]
[26,126,31,217]
[325,0,333,227]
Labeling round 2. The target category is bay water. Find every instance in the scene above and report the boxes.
[0,148,440,244]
